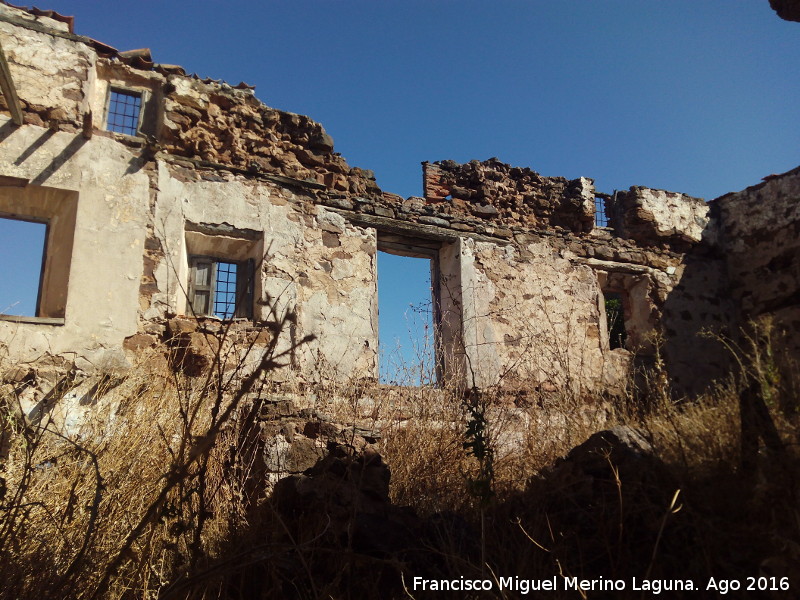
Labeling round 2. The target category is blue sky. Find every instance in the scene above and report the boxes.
[33,0,795,201]
[1,1,797,380]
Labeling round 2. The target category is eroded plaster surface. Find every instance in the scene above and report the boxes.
[0,3,797,404]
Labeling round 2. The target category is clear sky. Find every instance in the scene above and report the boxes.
[1,1,797,380]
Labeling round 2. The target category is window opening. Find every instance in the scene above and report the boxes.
[0,217,47,317]
[604,291,627,349]
[213,261,238,319]
[377,250,437,386]
[106,89,142,136]
[594,196,609,228]
[188,256,253,320]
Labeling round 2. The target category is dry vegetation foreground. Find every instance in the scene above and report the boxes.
[1,326,799,599]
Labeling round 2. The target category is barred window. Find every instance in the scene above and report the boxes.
[188,256,254,320]
[595,196,609,228]
[106,89,142,136]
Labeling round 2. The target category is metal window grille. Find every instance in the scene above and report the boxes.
[188,256,254,320]
[213,261,238,319]
[595,197,609,228]
[106,89,141,136]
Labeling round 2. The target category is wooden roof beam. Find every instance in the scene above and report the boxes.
[0,39,23,125]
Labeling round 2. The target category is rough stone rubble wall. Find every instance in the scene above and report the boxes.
[611,187,714,250]
[0,5,379,387]
[0,6,92,130]
[0,2,791,400]
[151,164,378,381]
[423,159,596,234]
[161,76,381,197]
[414,158,735,395]
[715,167,800,361]
[456,237,630,393]
[0,8,152,373]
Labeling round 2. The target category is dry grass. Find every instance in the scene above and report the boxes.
[1,319,799,599]
[0,360,268,599]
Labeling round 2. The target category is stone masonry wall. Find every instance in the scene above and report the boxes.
[714,167,800,361]
[0,3,786,401]
[610,187,714,251]
[149,162,379,382]
[0,4,379,389]
[423,159,596,234]
[160,76,382,198]
[0,6,92,131]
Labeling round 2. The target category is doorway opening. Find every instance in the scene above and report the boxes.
[603,290,628,350]
[377,236,441,386]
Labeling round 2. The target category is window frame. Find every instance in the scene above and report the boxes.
[0,213,49,319]
[0,182,77,325]
[377,233,445,385]
[187,255,255,320]
[104,86,145,137]
[594,195,610,228]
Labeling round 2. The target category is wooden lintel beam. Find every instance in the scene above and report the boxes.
[0,39,23,125]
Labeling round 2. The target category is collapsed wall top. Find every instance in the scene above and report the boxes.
[421,158,715,252]
[423,158,596,234]
[0,2,383,199]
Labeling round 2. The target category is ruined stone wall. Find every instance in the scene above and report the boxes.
[451,219,733,396]
[423,159,596,234]
[610,187,715,251]
[0,118,151,371]
[160,76,381,197]
[0,4,379,387]
[456,236,628,393]
[0,3,764,400]
[414,158,734,396]
[149,162,378,382]
[714,167,800,360]
[0,5,92,130]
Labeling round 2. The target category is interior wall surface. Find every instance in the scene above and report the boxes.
[150,163,378,383]
[714,167,800,363]
[0,118,151,370]
[0,2,796,400]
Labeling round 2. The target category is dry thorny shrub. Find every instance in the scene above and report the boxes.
[0,317,799,599]
[370,320,800,595]
[0,362,245,599]
[0,306,312,600]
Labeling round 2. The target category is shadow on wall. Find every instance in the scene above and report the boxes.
[659,234,737,397]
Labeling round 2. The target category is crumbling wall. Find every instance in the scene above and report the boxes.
[0,5,91,130]
[659,250,738,393]
[0,119,151,371]
[456,237,628,393]
[714,167,800,360]
[0,6,153,379]
[609,187,714,251]
[422,159,595,233]
[0,5,380,387]
[416,159,734,396]
[160,76,381,196]
[144,162,378,383]
[0,3,770,401]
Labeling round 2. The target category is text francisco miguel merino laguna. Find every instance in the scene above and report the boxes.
[411,575,785,595]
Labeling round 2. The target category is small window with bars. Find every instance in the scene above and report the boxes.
[188,256,254,320]
[594,196,609,228]
[106,89,142,136]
